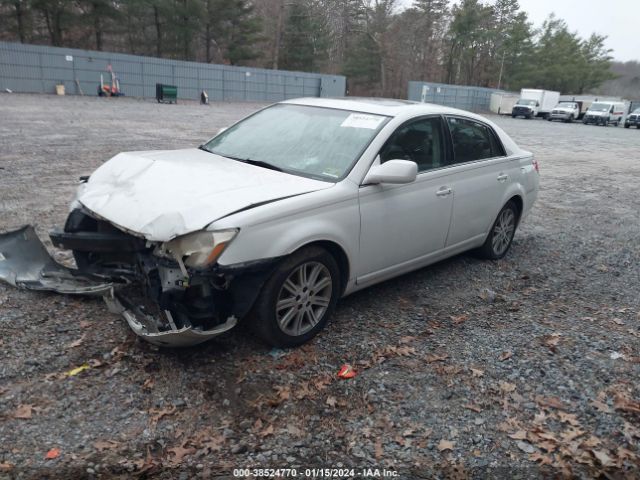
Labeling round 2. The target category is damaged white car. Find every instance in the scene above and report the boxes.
[0,98,539,347]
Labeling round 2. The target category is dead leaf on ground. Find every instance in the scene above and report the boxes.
[591,449,614,468]
[614,395,640,414]
[611,318,624,325]
[470,368,484,378]
[375,438,383,460]
[560,428,585,442]
[508,430,527,440]
[326,396,337,407]
[167,445,196,465]
[499,351,513,361]
[425,353,448,363]
[464,403,482,413]
[437,439,455,452]
[450,314,469,324]
[0,462,14,472]
[66,334,86,348]
[93,440,119,451]
[149,405,177,425]
[558,412,580,426]
[529,452,553,465]
[590,399,612,413]
[13,404,33,419]
[499,381,517,393]
[535,396,566,410]
[259,425,274,437]
[287,424,303,437]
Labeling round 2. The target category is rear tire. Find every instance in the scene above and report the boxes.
[475,201,518,260]
[250,246,340,347]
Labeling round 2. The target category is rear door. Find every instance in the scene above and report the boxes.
[444,116,513,248]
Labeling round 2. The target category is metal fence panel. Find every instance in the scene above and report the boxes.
[408,81,505,113]
[0,41,345,102]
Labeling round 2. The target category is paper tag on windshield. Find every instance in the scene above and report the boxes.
[340,113,385,129]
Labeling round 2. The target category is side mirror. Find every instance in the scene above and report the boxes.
[363,160,417,185]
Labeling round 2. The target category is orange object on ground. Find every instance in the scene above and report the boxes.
[337,364,356,379]
[45,448,60,459]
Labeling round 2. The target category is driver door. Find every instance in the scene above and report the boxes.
[357,116,454,283]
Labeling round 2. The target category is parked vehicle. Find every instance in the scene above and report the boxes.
[624,108,640,129]
[583,102,626,126]
[490,92,519,115]
[0,98,539,348]
[512,89,560,119]
[548,101,583,122]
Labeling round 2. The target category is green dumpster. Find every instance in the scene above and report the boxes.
[156,83,177,104]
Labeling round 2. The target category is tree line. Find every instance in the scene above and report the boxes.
[0,0,616,97]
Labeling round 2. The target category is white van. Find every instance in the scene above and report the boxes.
[582,102,626,126]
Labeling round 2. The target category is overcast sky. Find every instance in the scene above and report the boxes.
[397,0,638,62]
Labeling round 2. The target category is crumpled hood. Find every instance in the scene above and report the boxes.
[79,148,332,241]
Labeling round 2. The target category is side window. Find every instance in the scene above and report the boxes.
[446,117,504,164]
[379,117,446,172]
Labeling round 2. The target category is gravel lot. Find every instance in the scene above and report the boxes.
[1,94,639,479]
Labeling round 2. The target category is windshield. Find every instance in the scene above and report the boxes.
[589,103,610,112]
[633,109,640,114]
[202,104,389,181]
[516,99,537,106]
[557,102,576,108]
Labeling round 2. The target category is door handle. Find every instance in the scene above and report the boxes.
[436,187,452,197]
[497,173,508,182]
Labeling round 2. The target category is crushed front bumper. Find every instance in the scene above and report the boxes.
[0,222,279,347]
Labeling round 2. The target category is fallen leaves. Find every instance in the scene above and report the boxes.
[498,351,513,361]
[326,396,337,407]
[13,404,33,419]
[425,353,448,363]
[65,334,86,348]
[591,449,614,468]
[437,439,455,452]
[0,462,14,472]
[470,368,484,378]
[166,444,196,465]
[93,440,120,452]
[590,399,612,413]
[149,405,177,426]
[499,381,517,393]
[65,364,90,377]
[613,394,640,414]
[535,396,567,410]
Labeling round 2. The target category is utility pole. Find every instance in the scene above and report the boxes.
[497,50,505,90]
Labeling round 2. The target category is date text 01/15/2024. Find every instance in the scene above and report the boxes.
[232,468,399,478]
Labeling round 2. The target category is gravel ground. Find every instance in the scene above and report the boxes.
[0,94,639,479]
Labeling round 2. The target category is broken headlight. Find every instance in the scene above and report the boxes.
[161,229,238,268]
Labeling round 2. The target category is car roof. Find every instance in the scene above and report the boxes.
[281,96,483,119]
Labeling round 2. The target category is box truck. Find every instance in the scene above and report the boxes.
[511,89,561,119]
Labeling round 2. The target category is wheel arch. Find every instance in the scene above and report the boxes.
[292,240,350,296]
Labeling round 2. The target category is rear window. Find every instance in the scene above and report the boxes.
[446,117,505,164]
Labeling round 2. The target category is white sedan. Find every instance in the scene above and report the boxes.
[0,98,539,347]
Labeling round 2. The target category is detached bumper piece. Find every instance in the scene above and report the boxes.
[104,289,237,347]
[0,225,112,295]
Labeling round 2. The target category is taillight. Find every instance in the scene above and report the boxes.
[532,159,539,173]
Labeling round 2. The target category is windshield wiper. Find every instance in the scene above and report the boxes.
[242,159,283,172]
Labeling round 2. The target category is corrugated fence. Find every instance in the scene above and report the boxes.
[408,81,502,113]
[0,42,346,101]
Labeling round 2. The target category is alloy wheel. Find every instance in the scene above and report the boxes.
[492,208,515,256]
[276,261,333,337]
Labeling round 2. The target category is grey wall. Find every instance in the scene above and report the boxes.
[408,81,503,113]
[0,42,346,101]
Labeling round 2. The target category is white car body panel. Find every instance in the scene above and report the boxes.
[76,97,538,299]
[78,148,332,241]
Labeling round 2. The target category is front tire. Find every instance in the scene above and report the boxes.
[476,201,518,260]
[250,246,340,347]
